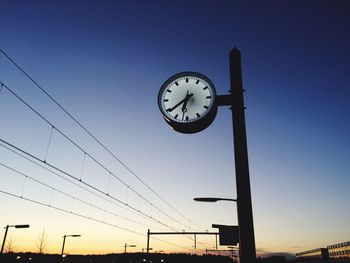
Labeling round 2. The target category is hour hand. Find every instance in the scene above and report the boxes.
[181,93,193,112]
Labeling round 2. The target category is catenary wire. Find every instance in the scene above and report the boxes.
[0,80,191,230]
[0,189,144,237]
[0,190,199,252]
[0,161,163,230]
[0,137,178,232]
[0,141,155,225]
[0,48,199,229]
[0,138,210,249]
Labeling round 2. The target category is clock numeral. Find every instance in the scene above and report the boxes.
[163,99,169,102]
[196,113,200,118]
[174,114,178,119]
[186,78,189,83]
[167,89,172,93]
[196,80,199,84]
[203,87,208,90]
[204,106,209,109]
[206,96,212,99]
[175,82,179,86]
[186,116,189,121]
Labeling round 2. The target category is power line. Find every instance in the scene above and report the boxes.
[0,137,178,232]
[0,186,200,252]
[0,48,198,228]
[0,141,151,224]
[0,189,203,253]
[0,80,191,230]
[0,161,161,230]
[0,188,146,237]
[0,139,211,250]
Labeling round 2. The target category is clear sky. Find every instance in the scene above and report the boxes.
[0,0,349,258]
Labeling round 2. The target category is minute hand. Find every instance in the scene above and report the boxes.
[182,93,193,112]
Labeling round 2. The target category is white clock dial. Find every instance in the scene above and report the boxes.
[158,72,217,133]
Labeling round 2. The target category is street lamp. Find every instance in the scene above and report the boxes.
[194,197,239,258]
[194,197,237,202]
[61,234,81,256]
[124,243,136,253]
[1,224,30,254]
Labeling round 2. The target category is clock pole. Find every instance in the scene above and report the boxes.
[217,48,257,262]
[158,48,256,262]
[229,48,256,263]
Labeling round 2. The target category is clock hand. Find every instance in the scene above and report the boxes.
[181,92,193,121]
[166,91,193,112]
[181,92,193,113]
[182,108,187,121]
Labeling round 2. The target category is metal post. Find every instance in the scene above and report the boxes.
[1,225,9,254]
[61,235,67,256]
[194,234,197,249]
[146,229,150,254]
[229,48,256,262]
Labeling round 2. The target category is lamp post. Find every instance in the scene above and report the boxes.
[124,243,136,253]
[61,234,81,257]
[1,224,30,254]
[194,197,239,259]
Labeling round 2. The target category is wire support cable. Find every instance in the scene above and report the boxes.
[0,189,202,252]
[0,188,145,237]
[0,161,162,230]
[0,80,192,230]
[0,137,183,233]
[0,139,212,249]
[0,48,199,228]
[0,142,169,232]
[0,188,201,253]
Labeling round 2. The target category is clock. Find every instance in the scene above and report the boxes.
[158,72,217,133]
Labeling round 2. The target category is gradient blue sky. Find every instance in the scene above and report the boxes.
[0,0,349,257]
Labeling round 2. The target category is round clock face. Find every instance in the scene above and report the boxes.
[158,72,217,133]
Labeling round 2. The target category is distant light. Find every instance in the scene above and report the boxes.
[62,255,66,258]
[16,256,21,260]
[161,260,165,262]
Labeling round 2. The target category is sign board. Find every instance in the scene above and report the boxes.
[212,224,239,246]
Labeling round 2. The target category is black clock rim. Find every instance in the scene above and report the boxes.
[158,71,217,125]
[163,106,218,134]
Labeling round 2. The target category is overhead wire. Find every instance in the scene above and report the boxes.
[0,48,200,229]
[0,137,177,232]
[0,80,190,230]
[0,190,200,253]
[0,141,149,223]
[0,161,165,230]
[0,138,210,250]
[0,188,146,237]
[1,78,210,248]
[1,189,199,252]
